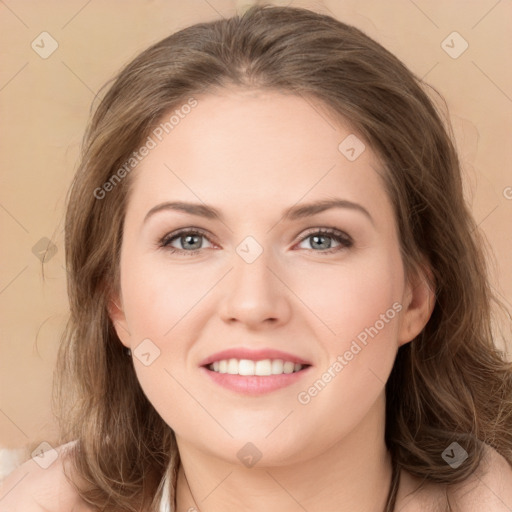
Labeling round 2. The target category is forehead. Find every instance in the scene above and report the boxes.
[127,89,392,222]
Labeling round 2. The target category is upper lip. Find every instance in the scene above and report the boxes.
[199,348,312,367]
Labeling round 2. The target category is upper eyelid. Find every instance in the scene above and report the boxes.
[160,227,212,243]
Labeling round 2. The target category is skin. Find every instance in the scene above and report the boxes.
[109,88,435,512]
[1,441,511,510]
[1,88,512,511]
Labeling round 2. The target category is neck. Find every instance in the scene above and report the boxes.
[174,393,393,512]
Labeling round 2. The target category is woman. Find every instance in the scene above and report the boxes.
[2,4,511,511]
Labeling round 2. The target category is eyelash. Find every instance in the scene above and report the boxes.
[158,227,353,256]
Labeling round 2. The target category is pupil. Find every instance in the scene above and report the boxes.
[184,235,201,249]
[312,235,330,249]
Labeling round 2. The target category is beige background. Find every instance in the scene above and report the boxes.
[0,0,511,451]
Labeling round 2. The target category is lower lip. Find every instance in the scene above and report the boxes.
[200,366,312,395]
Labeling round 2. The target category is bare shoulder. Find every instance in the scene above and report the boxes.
[0,441,94,512]
[446,444,512,511]
[396,445,512,512]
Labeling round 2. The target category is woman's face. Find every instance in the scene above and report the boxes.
[111,88,432,466]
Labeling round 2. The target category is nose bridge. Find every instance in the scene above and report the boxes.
[218,237,291,326]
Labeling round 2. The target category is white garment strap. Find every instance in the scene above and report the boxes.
[159,468,171,512]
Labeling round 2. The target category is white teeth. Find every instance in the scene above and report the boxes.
[238,359,255,376]
[283,361,295,374]
[227,358,239,375]
[271,359,283,374]
[207,358,306,376]
[255,359,272,376]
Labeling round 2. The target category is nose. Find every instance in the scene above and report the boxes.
[218,248,292,329]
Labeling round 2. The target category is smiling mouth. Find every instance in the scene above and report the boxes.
[204,358,311,376]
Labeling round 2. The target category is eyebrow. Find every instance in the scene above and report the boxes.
[143,198,374,225]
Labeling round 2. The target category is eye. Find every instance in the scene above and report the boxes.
[295,228,353,254]
[158,227,353,256]
[159,228,214,256]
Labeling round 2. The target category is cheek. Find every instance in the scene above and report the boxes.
[291,250,403,414]
[288,246,403,345]
[120,252,217,338]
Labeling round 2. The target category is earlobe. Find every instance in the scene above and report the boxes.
[397,264,436,347]
[107,295,132,348]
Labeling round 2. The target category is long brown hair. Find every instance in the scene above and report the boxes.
[54,4,512,511]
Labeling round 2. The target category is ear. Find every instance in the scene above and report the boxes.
[397,262,436,347]
[107,292,132,349]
